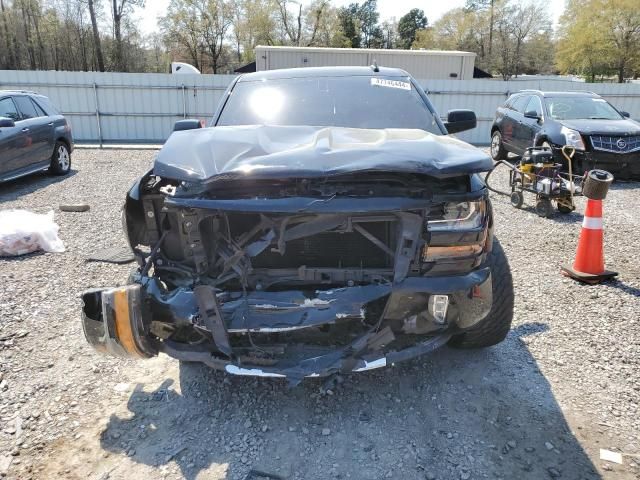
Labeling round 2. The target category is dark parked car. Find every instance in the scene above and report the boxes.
[490,90,640,179]
[81,67,513,385]
[0,90,73,183]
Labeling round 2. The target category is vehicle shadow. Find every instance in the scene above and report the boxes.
[0,169,77,201]
[0,250,46,262]
[609,179,640,190]
[605,279,640,298]
[100,322,603,480]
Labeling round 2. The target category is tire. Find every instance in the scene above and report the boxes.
[490,130,507,160]
[510,191,524,209]
[448,240,514,349]
[557,202,573,214]
[49,141,71,175]
[535,198,553,218]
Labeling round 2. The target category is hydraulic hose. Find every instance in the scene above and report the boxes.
[484,160,518,197]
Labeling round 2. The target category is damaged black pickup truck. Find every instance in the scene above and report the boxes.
[81,66,514,385]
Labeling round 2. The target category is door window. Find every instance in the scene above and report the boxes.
[0,97,19,121]
[511,95,530,113]
[29,98,48,117]
[33,96,59,116]
[525,96,543,117]
[13,96,39,120]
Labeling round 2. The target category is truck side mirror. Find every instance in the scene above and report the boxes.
[173,119,204,132]
[444,110,476,134]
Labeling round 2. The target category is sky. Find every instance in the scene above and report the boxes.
[139,0,567,36]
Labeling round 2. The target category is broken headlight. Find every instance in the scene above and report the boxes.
[561,126,585,151]
[427,200,486,232]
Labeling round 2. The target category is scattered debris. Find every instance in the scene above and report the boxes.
[86,246,135,264]
[59,204,90,212]
[243,469,285,480]
[1,149,639,480]
[600,449,623,465]
[0,209,65,256]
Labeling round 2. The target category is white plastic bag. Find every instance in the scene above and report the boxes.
[0,210,65,256]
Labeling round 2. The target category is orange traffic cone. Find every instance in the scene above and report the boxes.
[562,170,617,284]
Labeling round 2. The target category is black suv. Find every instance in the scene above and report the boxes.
[490,90,640,179]
[0,90,74,183]
[80,67,513,385]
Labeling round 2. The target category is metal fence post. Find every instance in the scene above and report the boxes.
[182,84,187,119]
[93,82,103,148]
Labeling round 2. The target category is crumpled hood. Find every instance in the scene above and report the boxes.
[560,118,640,135]
[154,125,493,182]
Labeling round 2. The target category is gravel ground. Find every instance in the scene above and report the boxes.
[0,148,639,480]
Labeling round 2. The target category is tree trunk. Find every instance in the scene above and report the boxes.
[20,1,36,69]
[88,0,105,71]
[488,0,494,55]
[113,0,123,71]
[210,45,218,73]
[78,25,89,71]
[30,5,46,69]
[0,0,16,68]
[618,64,625,83]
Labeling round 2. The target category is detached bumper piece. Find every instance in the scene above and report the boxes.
[81,285,157,358]
[81,269,491,384]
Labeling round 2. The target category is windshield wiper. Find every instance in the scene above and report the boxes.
[588,116,615,120]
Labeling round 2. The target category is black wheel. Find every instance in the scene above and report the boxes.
[510,191,524,208]
[490,130,507,160]
[556,202,574,214]
[535,198,553,218]
[448,239,514,349]
[49,141,71,175]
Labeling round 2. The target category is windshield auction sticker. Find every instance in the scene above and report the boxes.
[371,78,411,90]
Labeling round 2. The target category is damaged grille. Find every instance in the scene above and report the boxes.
[252,222,394,269]
[222,214,397,270]
[590,135,640,154]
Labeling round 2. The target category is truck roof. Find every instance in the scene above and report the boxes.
[0,90,40,96]
[238,66,411,82]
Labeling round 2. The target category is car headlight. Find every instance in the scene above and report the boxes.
[561,126,585,150]
[427,200,485,232]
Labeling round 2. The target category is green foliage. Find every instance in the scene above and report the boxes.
[358,0,379,48]
[556,0,640,82]
[337,4,360,48]
[397,8,427,49]
[7,0,635,81]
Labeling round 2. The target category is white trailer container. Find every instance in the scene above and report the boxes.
[254,46,476,80]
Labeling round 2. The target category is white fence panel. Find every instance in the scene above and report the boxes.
[2,70,640,146]
[0,70,236,144]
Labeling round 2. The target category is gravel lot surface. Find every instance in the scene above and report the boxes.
[0,148,639,480]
